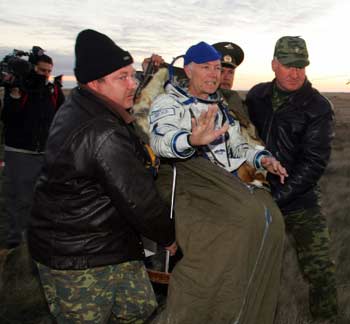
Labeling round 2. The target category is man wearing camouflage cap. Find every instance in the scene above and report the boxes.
[246,36,338,322]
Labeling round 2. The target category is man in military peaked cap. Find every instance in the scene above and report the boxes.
[246,36,338,322]
[212,41,259,142]
[212,41,244,90]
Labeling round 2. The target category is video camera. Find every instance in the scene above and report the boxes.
[0,46,45,88]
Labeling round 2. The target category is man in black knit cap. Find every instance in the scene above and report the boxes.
[28,29,176,323]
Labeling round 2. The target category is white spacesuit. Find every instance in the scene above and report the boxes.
[149,82,269,173]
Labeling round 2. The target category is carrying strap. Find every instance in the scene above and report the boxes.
[168,55,185,82]
[165,163,177,273]
[143,143,160,178]
[134,60,155,101]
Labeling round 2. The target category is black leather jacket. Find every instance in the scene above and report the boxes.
[28,87,175,270]
[246,80,334,214]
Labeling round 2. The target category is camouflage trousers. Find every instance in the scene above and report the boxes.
[284,206,338,321]
[36,260,157,324]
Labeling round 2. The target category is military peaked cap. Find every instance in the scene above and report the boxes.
[212,42,244,68]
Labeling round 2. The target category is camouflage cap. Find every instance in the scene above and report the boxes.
[212,42,244,69]
[273,36,309,68]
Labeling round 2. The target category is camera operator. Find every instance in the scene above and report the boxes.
[1,54,65,249]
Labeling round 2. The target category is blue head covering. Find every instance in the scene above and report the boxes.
[184,41,221,66]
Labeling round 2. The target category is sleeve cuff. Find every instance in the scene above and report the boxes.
[171,130,195,158]
[254,150,272,170]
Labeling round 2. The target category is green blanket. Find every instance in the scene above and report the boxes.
[154,157,285,324]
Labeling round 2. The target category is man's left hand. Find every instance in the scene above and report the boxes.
[261,156,288,184]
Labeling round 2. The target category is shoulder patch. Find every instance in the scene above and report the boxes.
[150,108,176,123]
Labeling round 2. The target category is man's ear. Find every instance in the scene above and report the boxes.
[271,59,278,73]
[86,80,99,92]
[184,65,192,80]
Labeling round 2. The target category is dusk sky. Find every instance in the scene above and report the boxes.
[0,0,349,91]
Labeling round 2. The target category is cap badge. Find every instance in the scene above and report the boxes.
[224,43,235,50]
[223,55,232,63]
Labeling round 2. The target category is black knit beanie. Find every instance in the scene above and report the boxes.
[74,29,133,84]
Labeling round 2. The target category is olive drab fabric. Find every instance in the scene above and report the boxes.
[220,89,253,132]
[153,157,285,324]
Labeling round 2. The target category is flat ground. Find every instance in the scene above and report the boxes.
[0,91,349,323]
